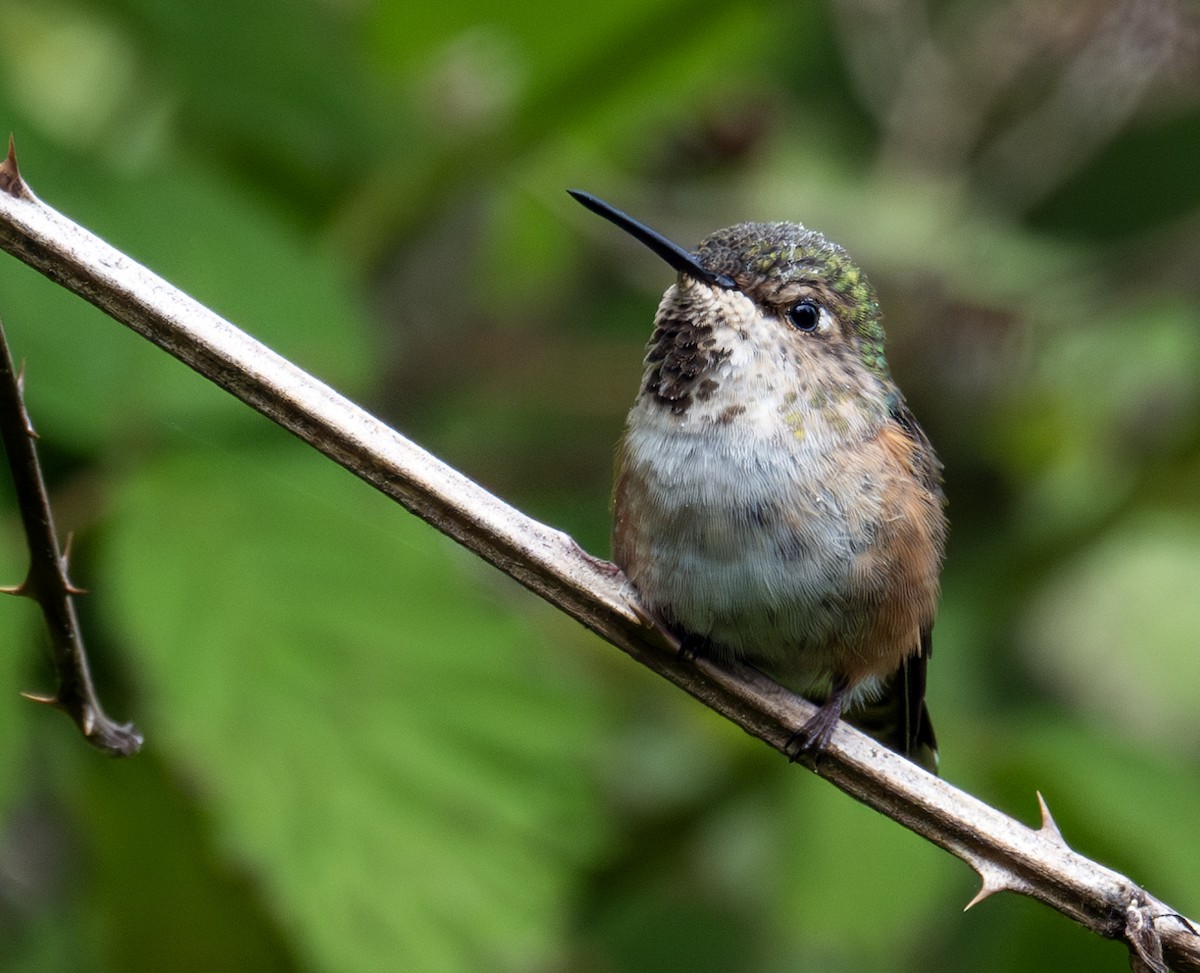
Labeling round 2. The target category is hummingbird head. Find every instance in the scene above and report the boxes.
[569,190,891,392]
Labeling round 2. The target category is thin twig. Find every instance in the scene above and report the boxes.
[0,309,142,755]
[0,138,1195,970]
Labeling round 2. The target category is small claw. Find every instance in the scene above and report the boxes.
[1126,891,1169,973]
[1154,912,1199,937]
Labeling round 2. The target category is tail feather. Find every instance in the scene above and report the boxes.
[845,637,938,774]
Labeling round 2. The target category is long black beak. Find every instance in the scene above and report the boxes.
[568,190,737,290]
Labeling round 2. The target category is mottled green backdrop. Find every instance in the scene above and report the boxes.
[1,1,1199,970]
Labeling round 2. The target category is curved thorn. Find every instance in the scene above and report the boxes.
[20,690,61,707]
[964,863,1019,911]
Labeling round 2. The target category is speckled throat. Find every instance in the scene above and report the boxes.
[642,307,732,415]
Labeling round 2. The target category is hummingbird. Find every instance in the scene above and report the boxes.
[570,189,947,771]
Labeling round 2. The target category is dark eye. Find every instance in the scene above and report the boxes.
[787,300,820,332]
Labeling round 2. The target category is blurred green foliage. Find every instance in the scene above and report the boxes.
[1,0,1199,970]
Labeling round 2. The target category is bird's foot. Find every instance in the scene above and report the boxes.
[784,679,850,763]
[784,703,841,762]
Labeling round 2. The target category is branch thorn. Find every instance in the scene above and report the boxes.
[14,360,36,436]
[19,689,61,707]
[0,135,31,200]
[964,861,1021,911]
[57,535,86,593]
[1036,791,1067,845]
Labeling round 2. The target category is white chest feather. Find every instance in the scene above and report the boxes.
[615,371,890,681]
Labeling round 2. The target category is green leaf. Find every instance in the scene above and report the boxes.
[104,0,386,204]
[769,777,963,964]
[1021,513,1200,754]
[101,444,610,971]
[72,749,299,973]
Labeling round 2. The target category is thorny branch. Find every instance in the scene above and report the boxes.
[0,139,1196,971]
[0,324,142,754]
[0,250,142,753]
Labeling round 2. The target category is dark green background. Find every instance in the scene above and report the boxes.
[1,0,1199,970]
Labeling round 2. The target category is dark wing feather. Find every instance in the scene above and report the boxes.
[844,631,938,775]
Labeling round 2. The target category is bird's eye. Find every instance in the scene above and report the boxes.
[787,300,821,332]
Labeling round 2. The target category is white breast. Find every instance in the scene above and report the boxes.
[616,388,886,686]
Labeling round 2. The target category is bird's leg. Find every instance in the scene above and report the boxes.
[785,676,852,762]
